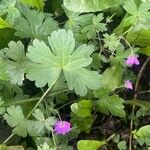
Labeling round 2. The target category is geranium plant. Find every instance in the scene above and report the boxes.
[0,0,149,150]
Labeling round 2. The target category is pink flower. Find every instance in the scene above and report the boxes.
[54,121,71,135]
[125,55,140,66]
[124,80,133,89]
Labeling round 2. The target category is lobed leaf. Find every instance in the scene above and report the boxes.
[14,10,59,41]
[26,29,101,96]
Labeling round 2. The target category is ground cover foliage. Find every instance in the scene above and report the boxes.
[0,0,150,149]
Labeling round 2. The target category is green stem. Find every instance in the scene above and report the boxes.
[51,129,57,146]
[2,89,69,107]
[26,86,52,119]
[3,134,14,144]
[3,88,69,144]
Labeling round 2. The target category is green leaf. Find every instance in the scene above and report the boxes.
[4,105,28,137]
[71,100,92,117]
[4,105,38,137]
[71,113,94,133]
[0,80,23,100]
[20,0,45,11]
[32,109,56,135]
[95,95,126,118]
[4,41,28,85]
[100,65,122,91]
[64,0,123,13]
[81,13,107,39]
[77,140,106,150]
[140,47,150,56]
[123,0,138,15]
[126,29,150,47]
[110,44,131,65]
[117,141,127,150]
[134,125,150,146]
[0,17,12,29]
[103,33,120,51]
[37,142,57,150]
[0,0,20,24]
[65,13,93,33]
[115,1,150,40]
[113,134,120,143]
[14,10,59,41]
[0,144,7,150]
[26,29,101,96]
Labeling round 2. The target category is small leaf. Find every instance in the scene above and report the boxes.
[103,33,120,51]
[4,105,28,137]
[77,140,106,150]
[71,113,94,133]
[4,105,39,137]
[37,142,57,150]
[100,65,122,91]
[71,100,92,117]
[0,0,20,24]
[4,41,28,85]
[96,95,126,118]
[134,125,150,146]
[14,10,59,41]
[117,141,127,150]
[32,109,56,135]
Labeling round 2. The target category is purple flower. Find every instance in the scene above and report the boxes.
[124,80,133,89]
[54,121,71,135]
[125,55,140,66]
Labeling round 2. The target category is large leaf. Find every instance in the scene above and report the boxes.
[14,10,59,41]
[64,0,123,13]
[126,29,150,47]
[77,140,106,150]
[26,29,101,96]
[20,0,45,11]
